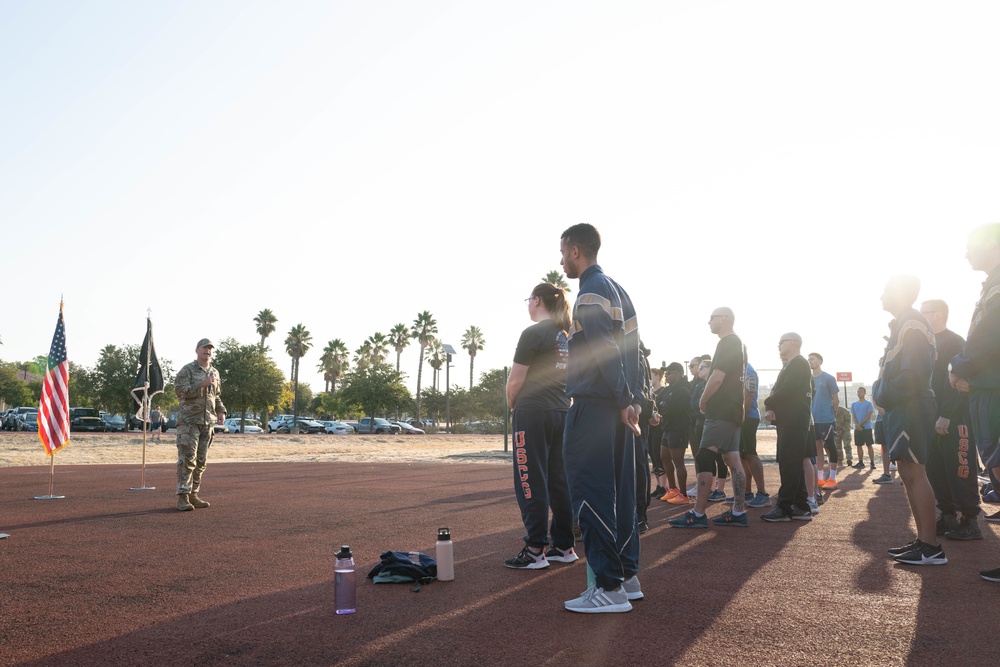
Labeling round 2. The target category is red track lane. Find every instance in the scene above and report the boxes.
[0,462,996,667]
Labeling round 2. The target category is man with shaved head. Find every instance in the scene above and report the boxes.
[669,307,749,528]
[762,333,814,521]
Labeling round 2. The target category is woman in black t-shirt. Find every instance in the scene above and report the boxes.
[503,282,577,570]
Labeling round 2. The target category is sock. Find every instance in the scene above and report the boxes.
[830,470,837,481]
[732,510,745,516]
[693,511,705,518]
[817,470,824,482]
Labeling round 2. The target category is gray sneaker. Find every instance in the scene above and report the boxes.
[564,586,632,613]
[873,473,894,484]
[807,497,820,515]
[544,546,580,563]
[944,517,983,541]
[746,492,771,508]
[622,575,644,600]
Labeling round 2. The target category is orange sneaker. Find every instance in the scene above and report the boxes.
[660,488,680,501]
[824,479,839,489]
[668,493,691,505]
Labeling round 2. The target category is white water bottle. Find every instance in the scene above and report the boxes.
[334,545,356,614]
[436,528,454,581]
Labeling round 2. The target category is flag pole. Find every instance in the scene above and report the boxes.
[34,451,65,500]
[131,309,156,491]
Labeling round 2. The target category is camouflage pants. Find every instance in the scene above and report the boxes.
[835,432,852,462]
[176,423,213,495]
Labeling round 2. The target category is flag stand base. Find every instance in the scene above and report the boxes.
[0,533,9,539]
[129,486,156,491]
[33,495,65,500]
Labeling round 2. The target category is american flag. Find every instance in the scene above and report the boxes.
[38,303,70,455]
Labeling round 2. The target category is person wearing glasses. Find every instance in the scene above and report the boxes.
[504,282,575,570]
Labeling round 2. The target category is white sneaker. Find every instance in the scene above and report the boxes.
[564,586,632,613]
[544,546,579,563]
[889,462,897,472]
[622,575,644,600]
[687,485,698,497]
[807,498,820,515]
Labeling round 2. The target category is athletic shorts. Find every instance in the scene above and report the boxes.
[700,418,740,454]
[663,429,689,450]
[740,418,759,457]
[804,424,817,464]
[874,421,886,445]
[884,398,935,465]
[815,422,838,463]
[854,428,874,447]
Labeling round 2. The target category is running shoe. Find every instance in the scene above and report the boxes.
[985,510,1000,523]
[980,567,1000,582]
[707,490,727,502]
[724,492,754,504]
[638,520,649,534]
[622,575,644,600]
[893,541,947,566]
[790,506,813,521]
[660,488,681,501]
[870,463,876,470]
[873,473,894,484]
[889,462,897,472]
[686,485,698,497]
[746,492,771,508]
[887,539,919,557]
[852,462,866,469]
[564,586,632,613]
[822,479,839,490]
[936,514,960,536]
[814,491,825,505]
[711,510,749,527]
[846,460,854,467]
[944,517,983,541]
[668,510,709,528]
[651,486,666,500]
[668,493,692,505]
[761,506,791,522]
[807,497,820,515]
[544,546,579,563]
[505,546,548,569]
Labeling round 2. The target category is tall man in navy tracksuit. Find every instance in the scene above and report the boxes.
[559,223,643,614]
[948,223,1000,582]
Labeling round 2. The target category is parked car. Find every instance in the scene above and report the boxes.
[17,411,39,431]
[1,409,14,430]
[223,418,263,434]
[102,413,127,432]
[269,414,325,434]
[5,407,37,431]
[392,420,425,435]
[356,417,401,434]
[69,407,106,432]
[128,414,151,431]
[408,418,435,430]
[317,420,353,435]
[163,412,178,431]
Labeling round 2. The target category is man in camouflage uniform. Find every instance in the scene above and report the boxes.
[174,338,226,511]
[835,405,854,467]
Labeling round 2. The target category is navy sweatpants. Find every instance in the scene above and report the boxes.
[926,417,981,518]
[563,400,639,591]
[511,409,573,549]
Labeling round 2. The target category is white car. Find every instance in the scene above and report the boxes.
[317,420,353,435]
[224,418,263,434]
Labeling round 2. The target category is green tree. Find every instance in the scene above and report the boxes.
[284,324,313,429]
[388,323,410,372]
[471,368,507,421]
[0,361,30,407]
[410,310,438,421]
[340,365,411,431]
[254,309,278,349]
[92,344,140,416]
[212,338,285,430]
[461,325,486,390]
[543,270,570,292]
[318,339,349,394]
[367,332,390,367]
[67,362,96,408]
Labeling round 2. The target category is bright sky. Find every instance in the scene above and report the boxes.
[2,0,998,395]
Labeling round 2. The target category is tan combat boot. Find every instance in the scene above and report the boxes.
[177,493,194,511]
[189,492,210,508]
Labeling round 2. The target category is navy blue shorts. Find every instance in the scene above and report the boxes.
[884,398,935,465]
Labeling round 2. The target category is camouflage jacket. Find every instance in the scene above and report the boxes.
[174,361,226,427]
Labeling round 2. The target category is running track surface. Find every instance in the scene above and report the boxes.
[1,461,996,667]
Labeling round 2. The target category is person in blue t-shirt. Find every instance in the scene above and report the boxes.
[850,386,876,469]
[809,353,841,490]
[738,363,769,507]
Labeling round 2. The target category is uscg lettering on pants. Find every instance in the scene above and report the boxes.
[515,430,531,499]
[958,423,970,479]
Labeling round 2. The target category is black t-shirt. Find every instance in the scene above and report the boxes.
[705,334,746,424]
[512,320,570,411]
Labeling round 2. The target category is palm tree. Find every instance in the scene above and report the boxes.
[284,324,313,429]
[254,309,278,348]
[543,270,570,292]
[354,341,373,371]
[317,339,349,394]
[461,325,486,390]
[367,332,390,367]
[388,323,410,372]
[411,311,438,420]
[427,339,444,390]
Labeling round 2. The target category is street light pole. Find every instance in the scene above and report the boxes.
[442,344,457,434]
